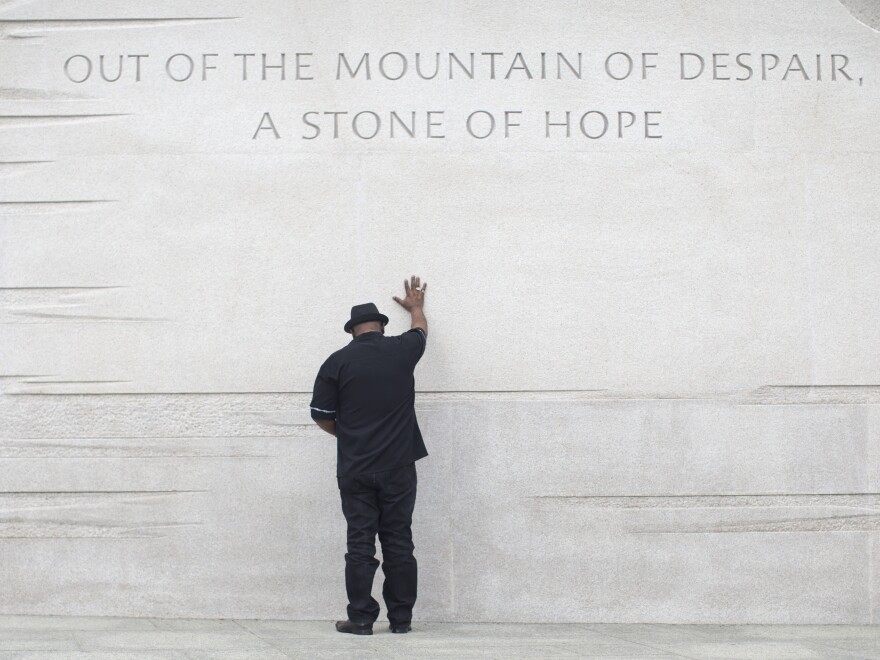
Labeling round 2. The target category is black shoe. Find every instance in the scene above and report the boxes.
[389,622,411,634]
[335,620,373,635]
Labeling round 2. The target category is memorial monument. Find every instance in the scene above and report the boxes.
[1,0,878,623]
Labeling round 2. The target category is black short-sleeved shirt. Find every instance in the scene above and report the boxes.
[309,327,428,477]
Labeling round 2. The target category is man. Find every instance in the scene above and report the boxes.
[309,275,429,636]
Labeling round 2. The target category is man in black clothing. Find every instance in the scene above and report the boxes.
[309,275,429,635]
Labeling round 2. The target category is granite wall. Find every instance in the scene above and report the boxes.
[1,0,879,622]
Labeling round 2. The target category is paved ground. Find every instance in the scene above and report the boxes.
[0,616,878,659]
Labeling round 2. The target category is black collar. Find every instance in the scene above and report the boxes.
[353,331,384,341]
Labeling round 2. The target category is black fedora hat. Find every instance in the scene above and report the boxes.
[344,302,389,334]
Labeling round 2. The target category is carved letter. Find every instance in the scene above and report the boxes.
[426,111,445,138]
[761,54,779,80]
[415,52,440,80]
[302,112,320,139]
[712,53,731,80]
[831,54,852,81]
[448,52,475,79]
[234,53,256,81]
[466,110,495,139]
[337,53,370,79]
[641,53,658,79]
[165,53,194,82]
[557,52,582,79]
[390,111,416,138]
[505,52,532,79]
[99,55,123,82]
[481,52,503,79]
[504,110,522,137]
[579,111,609,139]
[545,111,571,137]
[352,111,381,139]
[202,53,218,81]
[295,53,314,80]
[252,112,280,139]
[782,54,809,81]
[605,52,634,80]
[679,53,704,80]
[378,52,407,80]
[64,55,92,83]
[735,53,753,81]
[262,53,286,81]
[644,111,662,139]
[617,111,636,138]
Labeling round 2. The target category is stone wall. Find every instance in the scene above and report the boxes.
[1,0,878,622]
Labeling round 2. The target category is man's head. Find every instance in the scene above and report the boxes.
[344,302,389,335]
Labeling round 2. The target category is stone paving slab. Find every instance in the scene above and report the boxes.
[582,623,880,660]
[0,630,78,652]
[0,654,192,660]
[0,616,156,631]
[72,630,276,653]
[0,617,877,659]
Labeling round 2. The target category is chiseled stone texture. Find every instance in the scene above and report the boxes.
[1,0,879,623]
[0,392,878,622]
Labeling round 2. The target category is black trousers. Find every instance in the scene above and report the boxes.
[337,461,418,625]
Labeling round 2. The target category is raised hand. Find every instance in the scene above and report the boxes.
[393,275,427,311]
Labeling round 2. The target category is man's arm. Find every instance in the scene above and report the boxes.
[393,274,428,337]
[315,419,336,436]
[309,358,338,436]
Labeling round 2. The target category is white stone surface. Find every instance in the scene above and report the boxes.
[1,0,879,622]
[0,617,879,660]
